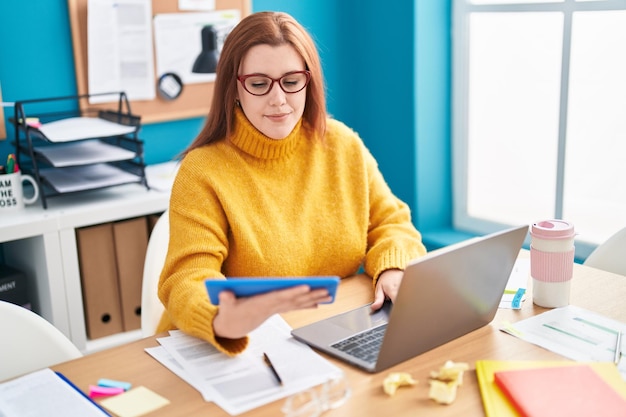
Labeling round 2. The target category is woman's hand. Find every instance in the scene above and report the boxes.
[213,285,332,339]
[371,269,404,311]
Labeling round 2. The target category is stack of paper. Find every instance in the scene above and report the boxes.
[145,314,344,415]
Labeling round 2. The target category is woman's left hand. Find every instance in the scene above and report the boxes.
[371,269,404,311]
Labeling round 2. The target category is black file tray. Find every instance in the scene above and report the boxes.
[11,92,149,209]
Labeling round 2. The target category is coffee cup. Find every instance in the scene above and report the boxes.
[530,220,575,308]
[0,171,39,212]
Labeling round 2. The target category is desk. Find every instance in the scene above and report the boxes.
[53,259,625,416]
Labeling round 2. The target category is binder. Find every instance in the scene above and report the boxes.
[76,223,124,339]
[113,217,149,331]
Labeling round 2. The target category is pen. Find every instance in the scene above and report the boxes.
[263,352,283,386]
[615,331,622,365]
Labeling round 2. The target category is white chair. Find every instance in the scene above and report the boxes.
[0,300,83,382]
[583,227,626,276]
[141,210,169,337]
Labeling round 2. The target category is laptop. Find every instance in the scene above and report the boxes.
[291,225,528,373]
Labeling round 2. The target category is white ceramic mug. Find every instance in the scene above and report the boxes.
[530,219,575,308]
[0,171,39,212]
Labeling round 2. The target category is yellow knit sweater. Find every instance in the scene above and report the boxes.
[157,108,426,355]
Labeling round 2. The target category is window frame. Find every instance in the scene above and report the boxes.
[452,0,626,260]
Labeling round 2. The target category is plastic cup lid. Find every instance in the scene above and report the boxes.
[530,219,575,239]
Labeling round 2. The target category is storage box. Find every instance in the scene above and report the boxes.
[0,264,31,310]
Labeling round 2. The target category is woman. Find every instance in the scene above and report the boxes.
[157,11,426,355]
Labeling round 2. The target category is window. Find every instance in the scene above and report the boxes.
[453,0,626,259]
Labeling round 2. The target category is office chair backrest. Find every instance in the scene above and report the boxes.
[583,226,626,276]
[141,210,169,337]
[0,300,83,382]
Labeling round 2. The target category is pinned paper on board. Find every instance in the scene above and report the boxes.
[87,0,156,104]
[153,10,240,85]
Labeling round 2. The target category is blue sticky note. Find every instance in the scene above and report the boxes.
[97,378,132,391]
[511,288,526,309]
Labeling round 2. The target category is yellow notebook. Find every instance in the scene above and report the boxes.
[475,360,626,417]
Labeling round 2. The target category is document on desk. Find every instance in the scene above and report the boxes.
[501,305,626,380]
[0,368,110,416]
[145,314,343,415]
[144,161,180,192]
[499,258,529,309]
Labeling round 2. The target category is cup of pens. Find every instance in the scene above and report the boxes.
[0,154,39,212]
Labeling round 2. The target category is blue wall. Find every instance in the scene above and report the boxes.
[0,1,456,247]
[251,1,461,247]
[0,1,203,167]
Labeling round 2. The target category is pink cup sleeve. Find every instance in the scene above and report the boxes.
[530,247,574,283]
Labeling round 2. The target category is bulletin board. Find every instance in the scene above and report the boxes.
[67,0,251,124]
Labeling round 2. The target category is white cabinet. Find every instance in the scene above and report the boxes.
[0,164,175,353]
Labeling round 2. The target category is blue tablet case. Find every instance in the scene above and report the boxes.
[205,276,340,305]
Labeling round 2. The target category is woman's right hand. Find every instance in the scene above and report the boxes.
[212,285,332,339]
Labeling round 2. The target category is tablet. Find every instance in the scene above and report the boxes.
[204,276,340,305]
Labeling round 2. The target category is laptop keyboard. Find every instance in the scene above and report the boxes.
[331,324,388,364]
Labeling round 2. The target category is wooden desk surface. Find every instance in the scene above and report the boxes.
[54,259,626,417]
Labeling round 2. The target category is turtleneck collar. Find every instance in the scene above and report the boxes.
[228,107,303,160]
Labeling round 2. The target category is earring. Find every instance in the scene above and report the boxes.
[235,98,240,107]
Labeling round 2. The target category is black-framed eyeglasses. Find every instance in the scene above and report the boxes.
[237,70,311,96]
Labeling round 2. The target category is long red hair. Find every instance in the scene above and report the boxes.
[183,11,327,155]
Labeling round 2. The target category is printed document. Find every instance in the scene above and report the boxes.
[146,314,344,415]
[87,0,155,103]
[502,305,626,380]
